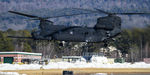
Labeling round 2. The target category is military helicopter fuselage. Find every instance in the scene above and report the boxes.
[32,15,121,43]
[8,8,150,47]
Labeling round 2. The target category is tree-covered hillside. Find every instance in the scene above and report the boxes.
[0,0,150,30]
[0,26,150,62]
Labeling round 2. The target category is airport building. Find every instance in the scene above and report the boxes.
[0,52,42,64]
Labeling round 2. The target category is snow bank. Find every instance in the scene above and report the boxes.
[91,56,108,64]
[0,64,42,70]
[43,62,150,69]
[0,72,26,75]
[0,62,150,71]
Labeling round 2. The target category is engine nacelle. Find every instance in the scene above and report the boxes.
[94,16,121,30]
[39,20,53,30]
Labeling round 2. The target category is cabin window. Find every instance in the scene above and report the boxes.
[70,31,73,35]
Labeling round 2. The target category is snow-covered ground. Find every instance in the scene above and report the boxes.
[0,62,150,70]
[0,56,150,70]
[0,72,26,75]
[92,73,107,75]
[0,64,42,70]
[0,72,106,75]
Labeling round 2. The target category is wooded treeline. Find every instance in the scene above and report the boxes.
[0,27,150,62]
[113,26,150,62]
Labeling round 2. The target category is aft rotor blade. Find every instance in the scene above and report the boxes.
[94,8,150,15]
[8,11,40,18]
[115,13,150,15]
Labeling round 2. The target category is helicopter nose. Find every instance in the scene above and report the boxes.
[31,33,34,38]
[31,32,39,38]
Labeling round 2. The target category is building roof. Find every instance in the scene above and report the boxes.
[62,56,82,59]
[0,52,42,56]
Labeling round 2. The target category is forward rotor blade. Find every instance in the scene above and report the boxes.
[8,11,40,18]
[28,18,41,20]
[71,8,98,13]
[8,10,95,20]
[44,8,98,19]
[44,12,96,19]
[94,8,111,15]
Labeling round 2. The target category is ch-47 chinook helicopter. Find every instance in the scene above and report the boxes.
[8,8,150,47]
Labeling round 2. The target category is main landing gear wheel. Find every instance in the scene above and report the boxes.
[59,43,64,46]
[104,43,108,48]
